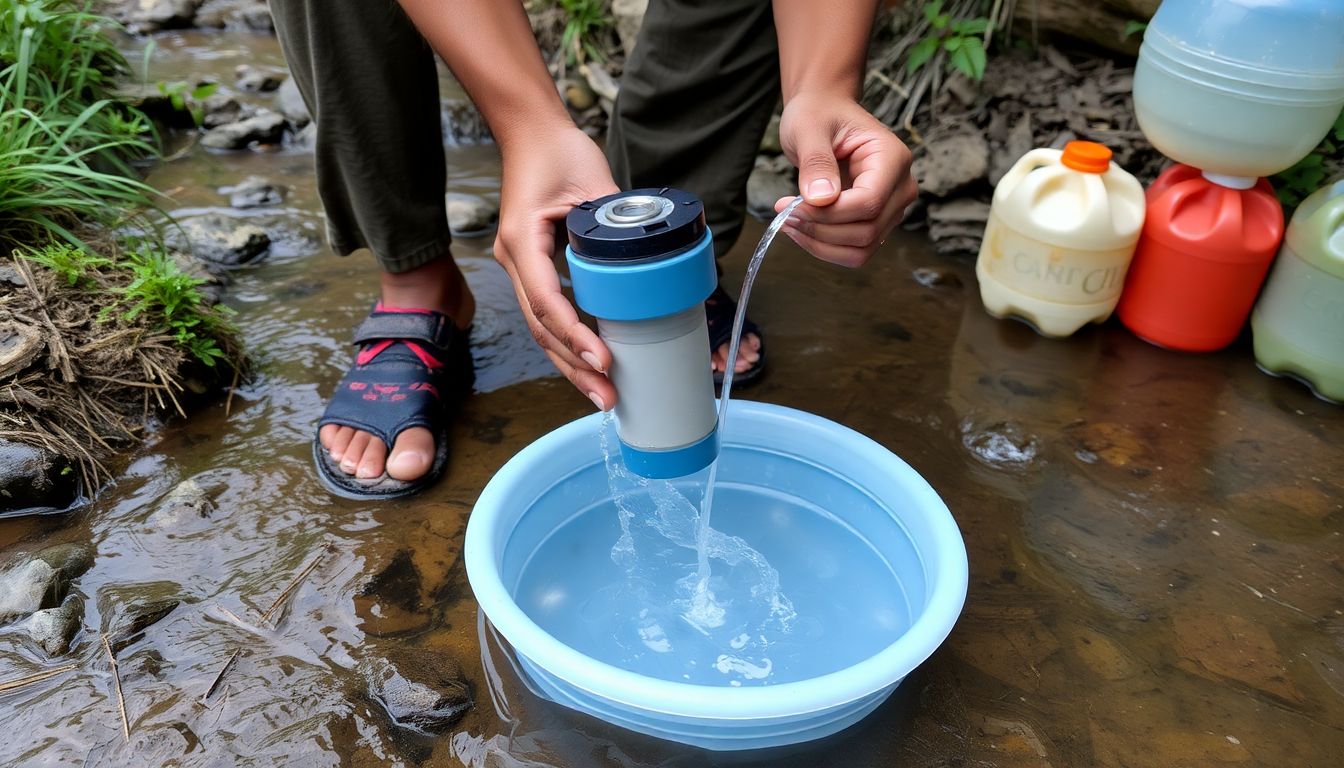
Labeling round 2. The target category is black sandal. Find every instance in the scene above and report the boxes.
[706,285,766,390]
[312,304,473,500]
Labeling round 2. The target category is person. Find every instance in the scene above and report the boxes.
[270,0,916,499]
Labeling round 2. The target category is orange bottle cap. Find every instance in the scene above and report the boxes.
[1060,141,1112,174]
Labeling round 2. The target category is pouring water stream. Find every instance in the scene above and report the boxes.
[687,196,805,617]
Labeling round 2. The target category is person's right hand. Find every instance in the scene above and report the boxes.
[494,126,622,411]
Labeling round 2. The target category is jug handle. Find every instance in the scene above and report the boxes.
[997,148,1060,194]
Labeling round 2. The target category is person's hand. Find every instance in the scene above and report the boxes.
[495,127,621,411]
[773,92,917,266]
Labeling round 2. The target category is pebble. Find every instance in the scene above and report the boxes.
[222,176,285,209]
[200,110,286,150]
[27,594,84,657]
[234,65,282,93]
[276,75,311,128]
[0,544,92,626]
[169,214,271,267]
[362,648,472,733]
[128,0,200,32]
[446,193,498,238]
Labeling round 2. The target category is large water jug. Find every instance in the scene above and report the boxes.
[1133,0,1344,179]
[976,142,1146,338]
[1252,180,1344,403]
[1116,164,1285,352]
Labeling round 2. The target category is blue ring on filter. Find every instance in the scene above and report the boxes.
[567,231,716,322]
[619,426,719,479]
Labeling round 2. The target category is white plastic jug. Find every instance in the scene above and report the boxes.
[976,142,1146,337]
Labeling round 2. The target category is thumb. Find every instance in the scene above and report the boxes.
[792,124,842,207]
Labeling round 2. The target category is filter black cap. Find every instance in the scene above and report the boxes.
[566,188,707,262]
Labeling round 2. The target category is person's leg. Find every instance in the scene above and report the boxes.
[273,0,473,483]
[606,0,781,377]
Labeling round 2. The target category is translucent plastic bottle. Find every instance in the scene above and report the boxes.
[1251,180,1344,403]
[566,189,720,478]
[1133,0,1344,179]
[1116,164,1285,352]
[976,141,1146,337]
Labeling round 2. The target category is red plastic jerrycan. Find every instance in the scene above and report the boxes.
[1116,164,1285,352]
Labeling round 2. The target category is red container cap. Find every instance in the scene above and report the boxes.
[1061,141,1113,174]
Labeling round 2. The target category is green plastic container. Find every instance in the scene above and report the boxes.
[1251,180,1344,403]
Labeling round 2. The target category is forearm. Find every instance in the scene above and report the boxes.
[771,0,881,101]
[396,0,573,150]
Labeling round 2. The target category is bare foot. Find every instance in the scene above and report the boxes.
[319,254,474,481]
[711,332,762,377]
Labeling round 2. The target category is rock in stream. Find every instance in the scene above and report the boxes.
[0,439,77,515]
[27,594,84,657]
[362,648,473,733]
[0,544,93,626]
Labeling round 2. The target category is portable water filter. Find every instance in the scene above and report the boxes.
[565,188,719,478]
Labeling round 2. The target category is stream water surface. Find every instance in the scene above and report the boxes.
[1,29,1343,768]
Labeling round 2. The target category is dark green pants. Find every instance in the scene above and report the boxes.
[270,0,780,274]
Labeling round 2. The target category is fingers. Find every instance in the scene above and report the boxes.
[790,119,843,207]
[496,231,617,409]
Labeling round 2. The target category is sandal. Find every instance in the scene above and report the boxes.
[312,304,473,500]
[706,285,766,390]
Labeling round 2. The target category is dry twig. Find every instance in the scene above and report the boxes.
[0,663,79,693]
[100,635,130,742]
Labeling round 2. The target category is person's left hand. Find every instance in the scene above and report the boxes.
[774,92,917,266]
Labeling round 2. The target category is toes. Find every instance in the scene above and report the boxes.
[386,427,435,482]
[319,424,339,450]
[329,426,356,461]
[356,438,387,480]
[340,431,372,475]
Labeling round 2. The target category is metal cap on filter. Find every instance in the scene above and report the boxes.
[567,188,707,262]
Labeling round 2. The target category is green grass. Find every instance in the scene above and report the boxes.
[557,0,613,65]
[0,0,159,253]
[19,242,237,368]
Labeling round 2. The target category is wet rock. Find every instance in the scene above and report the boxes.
[446,193,498,238]
[0,440,76,515]
[927,198,990,256]
[746,166,796,220]
[950,604,1059,692]
[0,544,92,626]
[356,550,428,637]
[441,100,492,146]
[960,418,1039,468]
[913,131,989,197]
[200,110,286,150]
[200,92,246,129]
[363,648,472,733]
[759,113,782,155]
[194,0,272,30]
[276,76,311,128]
[149,478,216,528]
[221,176,284,209]
[562,78,596,111]
[611,0,648,57]
[1069,422,1148,469]
[169,215,270,267]
[1068,624,1138,681]
[109,598,180,653]
[28,594,84,657]
[1173,611,1305,704]
[0,264,26,286]
[234,65,283,94]
[129,0,201,31]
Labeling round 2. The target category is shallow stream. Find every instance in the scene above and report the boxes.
[1,29,1342,767]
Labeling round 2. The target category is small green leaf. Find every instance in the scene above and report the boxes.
[191,82,218,100]
[953,18,990,36]
[907,36,940,73]
[963,37,988,81]
[949,46,975,80]
[943,36,963,52]
[1123,20,1148,40]
[923,0,944,24]
[932,13,949,30]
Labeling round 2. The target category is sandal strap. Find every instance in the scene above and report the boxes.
[352,309,456,351]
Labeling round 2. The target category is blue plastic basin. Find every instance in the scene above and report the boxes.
[464,401,968,751]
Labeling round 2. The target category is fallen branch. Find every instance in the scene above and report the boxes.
[201,649,239,704]
[0,663,79,693]
[259,546,331,628]
[101,635,130,742]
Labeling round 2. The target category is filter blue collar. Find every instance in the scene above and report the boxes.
[566,231,717,322]
[619,425,720,479]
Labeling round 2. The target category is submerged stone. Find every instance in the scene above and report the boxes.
[0,543,92,626]
[0,440,77,515]
[28,594,84,657]
[170,214,271,267]
[276,76,311,128]
[200,111,286,150]
[222,176,285,209]
[362,648,472,733]
[446,194,498,238]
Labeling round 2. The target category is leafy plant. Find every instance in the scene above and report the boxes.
[118,250,233,367]
[0,0,159,253]
[907,1,991,82]
[557,0,612,66]
[1272,108,1344,209]
[156,80,217,127]
[16,240,110,285]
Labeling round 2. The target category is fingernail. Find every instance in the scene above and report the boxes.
[587,391,607,411]
[356,464,378,479]
[786,216,803,229]
[580,351,604,372]
[807,179,835,200]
